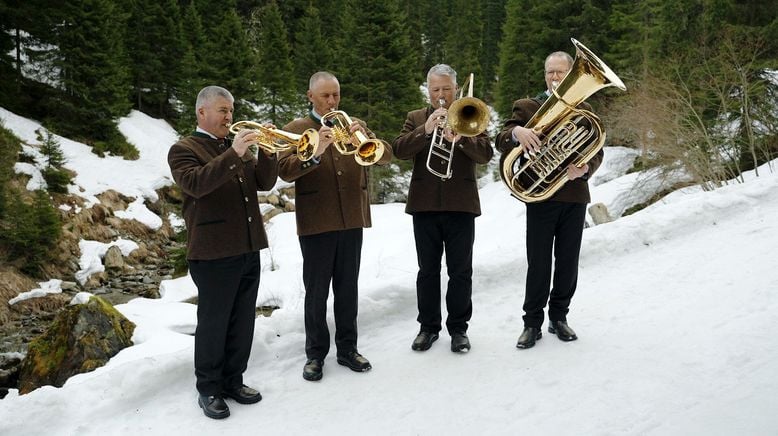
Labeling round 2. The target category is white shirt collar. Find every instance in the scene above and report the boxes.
[196,126,218,139]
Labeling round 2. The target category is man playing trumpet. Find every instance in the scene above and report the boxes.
[167,85,278,419]
[279,71,392,381]
[392,64,492,353]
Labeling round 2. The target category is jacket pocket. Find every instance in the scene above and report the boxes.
[196,219,226,227]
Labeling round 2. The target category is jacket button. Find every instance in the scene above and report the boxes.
[239,177,244,183]
[229,164,236,170]
[244,196,249,202]
[337,170,342,176]
[248,216,253,222]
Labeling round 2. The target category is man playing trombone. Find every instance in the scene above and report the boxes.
[279,71,392,381]
[392,64,493,353]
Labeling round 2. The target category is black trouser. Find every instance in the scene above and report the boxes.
[413,211,475,335]
[188,251,260,396]
[523,201,586,328]
[299,228,362,360]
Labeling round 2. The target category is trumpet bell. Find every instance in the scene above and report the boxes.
[355,139,385,166]
[321,110,386,166]
[448,96,490,137]
[296,128,319,161]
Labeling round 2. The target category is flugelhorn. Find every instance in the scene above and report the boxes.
[426,73,490,180]
[229,121,318,161]
[320,110,385,166]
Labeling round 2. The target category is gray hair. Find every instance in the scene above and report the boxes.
[309,71,338,90]
[195,86,234,113]
[544,51,574,70]
[426,64,457,86]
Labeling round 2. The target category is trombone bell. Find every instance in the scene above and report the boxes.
[425,73,490,179]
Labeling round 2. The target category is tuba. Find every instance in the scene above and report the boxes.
[320,110,385,166]
[426,73,490,180]
[229,121,318,161]
[500,38,626,202]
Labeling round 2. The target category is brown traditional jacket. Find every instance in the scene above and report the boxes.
[393,107,493,216]
[495,97,603,204]
[279,114,393,236]
[168,134,279,260]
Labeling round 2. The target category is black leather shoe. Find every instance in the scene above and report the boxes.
[549,320,578,341]
[336,351,372,372]
[303,358,323,381]
[411,331,439,351]
[198,394,230,419]
[222,384,262,404]
[450,332,471,353]
[516,327,542,349]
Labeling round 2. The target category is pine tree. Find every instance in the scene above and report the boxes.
[200,5,259,119]
[1,189,61,275]
[52,0,132,143]
[336,0,423,203]
[338,0,423,141]
[417,0,452,72]
[480,0,507,102]
[251,1,299,124]
[36,129,71,194]
[0,0,20,103]
[292,2,334,97]
[444,0,484,97]
[176,2,208,133]
[398,0,427,79]
[37,129,66,168]
[0,125,22,219]
[495,0,539,118]
[126,0,187,119]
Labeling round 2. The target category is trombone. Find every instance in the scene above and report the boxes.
[228,121,318,161]
[426,73,490,180]
[320,110,385,166]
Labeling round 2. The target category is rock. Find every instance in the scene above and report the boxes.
[140,287,160,299]
[17,296,135,394]
[83,272,108,290]
[103,246,124,270]
[266,194,280,205]
[60,281,79,292]
[264,208,282,221]
[0,352,24,391]
[588,202,613,225]
[284,202,295,212]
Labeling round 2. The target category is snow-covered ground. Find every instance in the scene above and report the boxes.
[1,107,776,435]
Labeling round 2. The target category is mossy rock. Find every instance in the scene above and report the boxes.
[17,296,135,394]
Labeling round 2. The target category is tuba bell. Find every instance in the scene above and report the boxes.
[320,110,385,166]
[500,38,626,202]
[229,121,318,161]
[426,73,490,180]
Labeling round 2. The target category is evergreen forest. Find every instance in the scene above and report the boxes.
[1,0,777,188]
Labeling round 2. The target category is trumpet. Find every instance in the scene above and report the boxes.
[228,121,318,161]
[426,73,490,179]
[320,110,385,166]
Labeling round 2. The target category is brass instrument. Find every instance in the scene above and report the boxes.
[320,110,385,166]
[500,38,626,202]
[426,73,490,180]
[229,121,318,161]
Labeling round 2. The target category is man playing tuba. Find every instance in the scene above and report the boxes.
[495,51,604,349]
